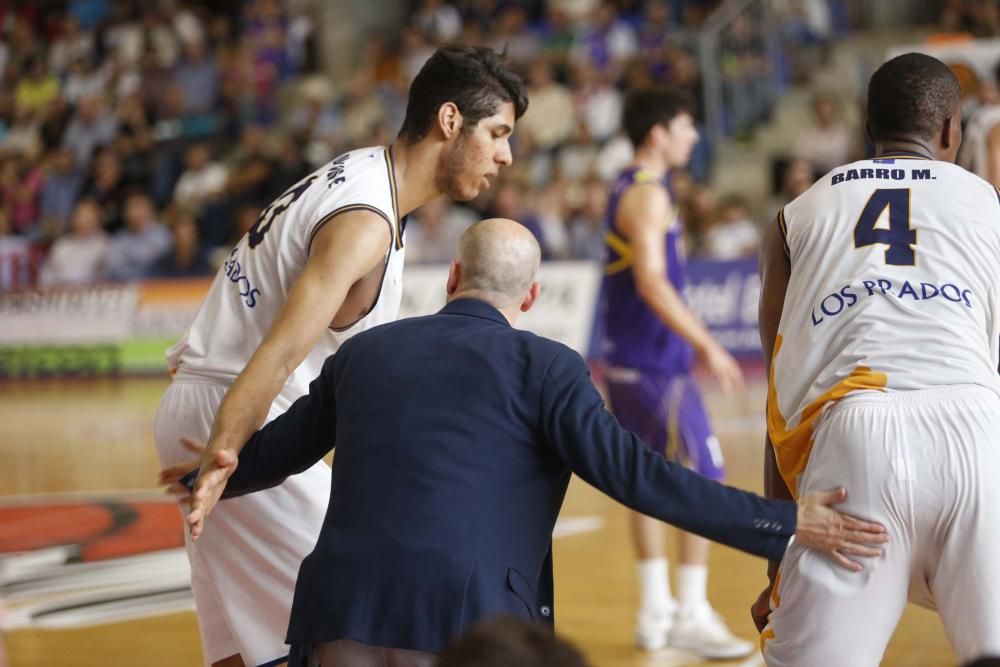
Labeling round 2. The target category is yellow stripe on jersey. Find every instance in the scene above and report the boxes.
[604,230,634,275]
[874,153,931,160]
[384,146,403,249]
[759,628,776,653]
[766,335,888,497]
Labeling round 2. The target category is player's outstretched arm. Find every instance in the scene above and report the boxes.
[617,184,743,393]
[197,211,391,471]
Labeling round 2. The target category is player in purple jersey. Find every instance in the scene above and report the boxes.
[599,88,750,658]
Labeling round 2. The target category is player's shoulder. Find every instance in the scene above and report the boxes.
[306,145,398,219]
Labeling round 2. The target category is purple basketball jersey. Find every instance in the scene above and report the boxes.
[600,167,694,374]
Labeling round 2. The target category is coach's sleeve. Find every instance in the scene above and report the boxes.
[539,348,796,561]
[221,353,340,498]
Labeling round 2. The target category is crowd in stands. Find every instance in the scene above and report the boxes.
[0,0,845,291]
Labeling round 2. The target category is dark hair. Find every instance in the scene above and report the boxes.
[397,44,528,143]
[437,617,589,667]
[964,659,1000,667]
[867,53,961,143]
[622,87,695,148]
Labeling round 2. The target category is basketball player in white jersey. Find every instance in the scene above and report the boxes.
[753,53,1000,665]
[153,45,527,667]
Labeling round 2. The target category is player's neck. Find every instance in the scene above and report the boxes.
[387,140,441,216]
[873,140,935,160]
[631,148,669,179]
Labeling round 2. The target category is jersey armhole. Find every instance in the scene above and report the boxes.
[306,204,395,256]
[306,205,395,332]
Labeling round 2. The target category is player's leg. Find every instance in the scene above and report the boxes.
[926,387,1000,663]
[605,368,675,650]
[155,383,245,667]
[154,381,327,667]
[762,394,911,666]
[668,377,752,659]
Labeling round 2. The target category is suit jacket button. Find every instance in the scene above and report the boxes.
[540,605,551,617]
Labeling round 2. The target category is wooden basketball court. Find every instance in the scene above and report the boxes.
[0,376,953,666]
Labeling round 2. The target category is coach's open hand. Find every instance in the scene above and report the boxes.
[158,437,238,540]
[794,487,889,571]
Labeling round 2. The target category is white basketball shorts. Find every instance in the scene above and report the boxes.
[154,379,329,666]
[762,384,1000,666]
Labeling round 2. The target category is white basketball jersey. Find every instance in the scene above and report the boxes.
[167,146,406,414]
[768,154,1000,495]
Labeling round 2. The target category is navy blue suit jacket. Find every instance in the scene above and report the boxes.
[221,298,796,662]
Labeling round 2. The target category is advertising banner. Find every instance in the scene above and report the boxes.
[0,259,761,377]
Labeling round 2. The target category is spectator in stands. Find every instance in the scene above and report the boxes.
[487,5,540,66]
[414,0,463,43]
[0,155,43,237]
[407,197,477,265]
[62,96,116,170]
[1,104,42,157]
[38,148,83,236]
[48,15,94,77]
[573,63,624,143]
[556,120,601,182]
[81,147,131,233]
[38,97,71,153]
[173,142,227,214]
[767,157,815,216]
[224,123,276,208]
[113,92,155,183]
[174,40,220,115]
[337,72,389,148]
[38,198,108,287]
[566,177,608,261]
[438,617,590,667]
[62,55,108,105]
[490,177,564,260]
[14,55,59,116]
[700,194,760,260]
[0,208,32,291]
[105,192,172,282]
[151,207,214,278]
[571,2,639,78]
[520,60,576,152]
[793,91,855,175]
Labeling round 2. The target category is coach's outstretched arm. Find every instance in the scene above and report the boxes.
[178,350,344,538]
[538,344,887,563]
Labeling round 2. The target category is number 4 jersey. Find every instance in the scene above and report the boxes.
[769,153,1000,495]
[166,146,405,414]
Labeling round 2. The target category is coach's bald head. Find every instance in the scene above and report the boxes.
[446,218,541,323]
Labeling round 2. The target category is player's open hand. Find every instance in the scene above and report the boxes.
[795,487,889,571]
[698,342,744,394]
[185,440,239,540]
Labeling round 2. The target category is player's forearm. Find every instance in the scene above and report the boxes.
[207,358,291,455]
[637,277,717,353]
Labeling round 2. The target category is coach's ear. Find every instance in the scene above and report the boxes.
[437,102,463,140]
[520,281,541,313]
[446,260,461,296]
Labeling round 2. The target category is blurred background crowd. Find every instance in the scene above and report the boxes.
[0,0,993,291]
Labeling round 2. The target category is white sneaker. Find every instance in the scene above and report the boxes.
[668,603,754,659]
[635,605,675,651]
